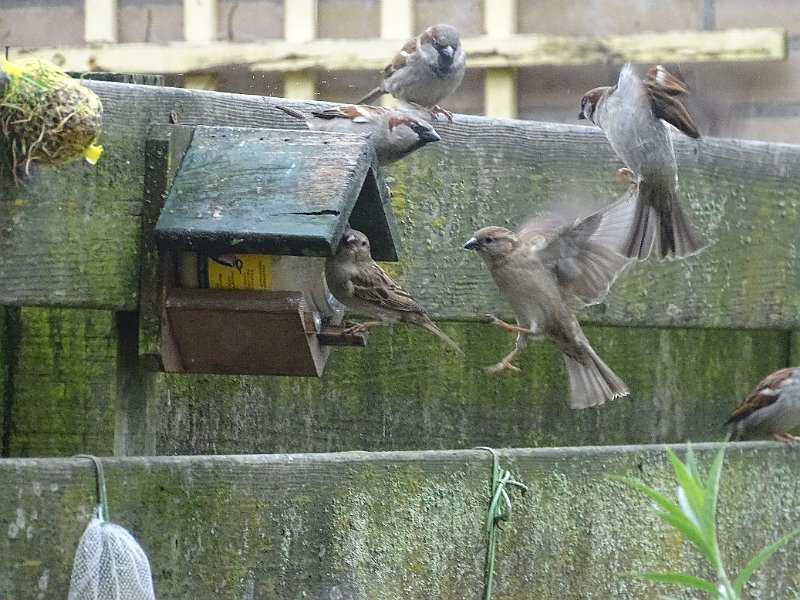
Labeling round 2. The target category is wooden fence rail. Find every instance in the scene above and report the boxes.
[1,443,798,599]
[0,80,799,456]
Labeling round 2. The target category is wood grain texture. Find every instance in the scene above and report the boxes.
[148,324,788,454]
[0,444,798,599]
[384,117,800,329]
[1,80,798,327]
[155,126,383,257]
[6,307,116,457]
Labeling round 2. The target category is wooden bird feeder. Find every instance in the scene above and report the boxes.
[151,125,400,376]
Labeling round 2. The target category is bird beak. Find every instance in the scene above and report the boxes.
[345,233,358,244]
[578,111,586,120]
[420,129,441,143]
[463,237,479,250]
[441,46,454,59]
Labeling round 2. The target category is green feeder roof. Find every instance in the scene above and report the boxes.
[155,126,400,261]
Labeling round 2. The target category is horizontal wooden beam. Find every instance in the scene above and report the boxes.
[1,82,799,330]
[1,444,799,598]
[24,28,786,74]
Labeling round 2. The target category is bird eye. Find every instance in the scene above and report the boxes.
[361,241,367,247]
[484,236,494,244]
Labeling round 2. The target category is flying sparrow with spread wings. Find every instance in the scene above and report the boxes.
[275,104,440,166]
[579,63,706,261]
[727,367,800,446]
[356,23,466,121]
[325,228,463,355]
[464,195,635,409]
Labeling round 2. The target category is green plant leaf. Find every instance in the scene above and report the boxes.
[733,525,800,594]
[666,448,707,529]
[702,443,728,561]
[612,475,716,564]
[659,511,716,565]
[629,571,719,594]
[684,444,703,483]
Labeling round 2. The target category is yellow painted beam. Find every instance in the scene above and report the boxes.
[183,0,218,43]
[483,0,517,118]
[380,0,414,40]
[484,68,517,118]
[184,72,219,90]
[283,0,317,100]
[182,0,219,90]
[27,29,787,74]
[84,0,118,43]
[377,0,414,107]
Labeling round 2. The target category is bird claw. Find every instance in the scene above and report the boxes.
[428,104,454,123]
[486,359,521,374]
[342,323,366,335]
[772,433,800,447]
[486,314,534,335]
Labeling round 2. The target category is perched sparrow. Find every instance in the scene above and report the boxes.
[276,104,440,166]
[356,23,466,121]
[325,228,463,355]
[726,367,800,446]
[579,63,706,261]
[463,196,635,409]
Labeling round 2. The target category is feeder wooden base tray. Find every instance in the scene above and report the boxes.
[162,288,364,376]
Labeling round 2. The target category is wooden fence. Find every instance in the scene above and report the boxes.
[0,79,798,457]
[1,444,799,599]
[14,0,787,118]
[0,45,799,599]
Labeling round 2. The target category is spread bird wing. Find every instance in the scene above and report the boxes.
[519,193,636,306]
[644,64,701,139]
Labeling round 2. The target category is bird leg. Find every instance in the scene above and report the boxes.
[342,321,383,335]
[771,432,800,447]
[486,346,522,374]
[486,314,535,335]
[616,167,636,183]
[428,104,454,123]
[409,101,454,123]
[616,167,639,193]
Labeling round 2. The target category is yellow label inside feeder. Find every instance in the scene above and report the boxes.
[207,254,273,290]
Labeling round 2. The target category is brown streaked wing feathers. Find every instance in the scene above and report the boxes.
[644,66,701,139]
[383,38,416,79]
[311,105,363,120]
[727,367,795,423]
[351,263,426,314]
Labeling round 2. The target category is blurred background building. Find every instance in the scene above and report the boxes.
[3,0,800,142]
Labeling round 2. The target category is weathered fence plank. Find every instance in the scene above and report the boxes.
[0,444,798,599]
[147,324,787,455]
[2,320,788,457]
[2,308,116,457]
[1,81,797,456]
[1,80,798,329]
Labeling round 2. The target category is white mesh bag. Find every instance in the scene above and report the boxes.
[67,455,156,600]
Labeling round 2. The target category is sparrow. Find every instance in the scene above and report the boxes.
[275,104,440,166]
[463,195,635,409]
[356,23,466,121]
[325,228,463,355]
[579,63,706,261]
[726,367,800,446]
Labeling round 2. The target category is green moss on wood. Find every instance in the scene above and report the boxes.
[146,325,788,455]
[9,308,116,456]
[1,446,799,599]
